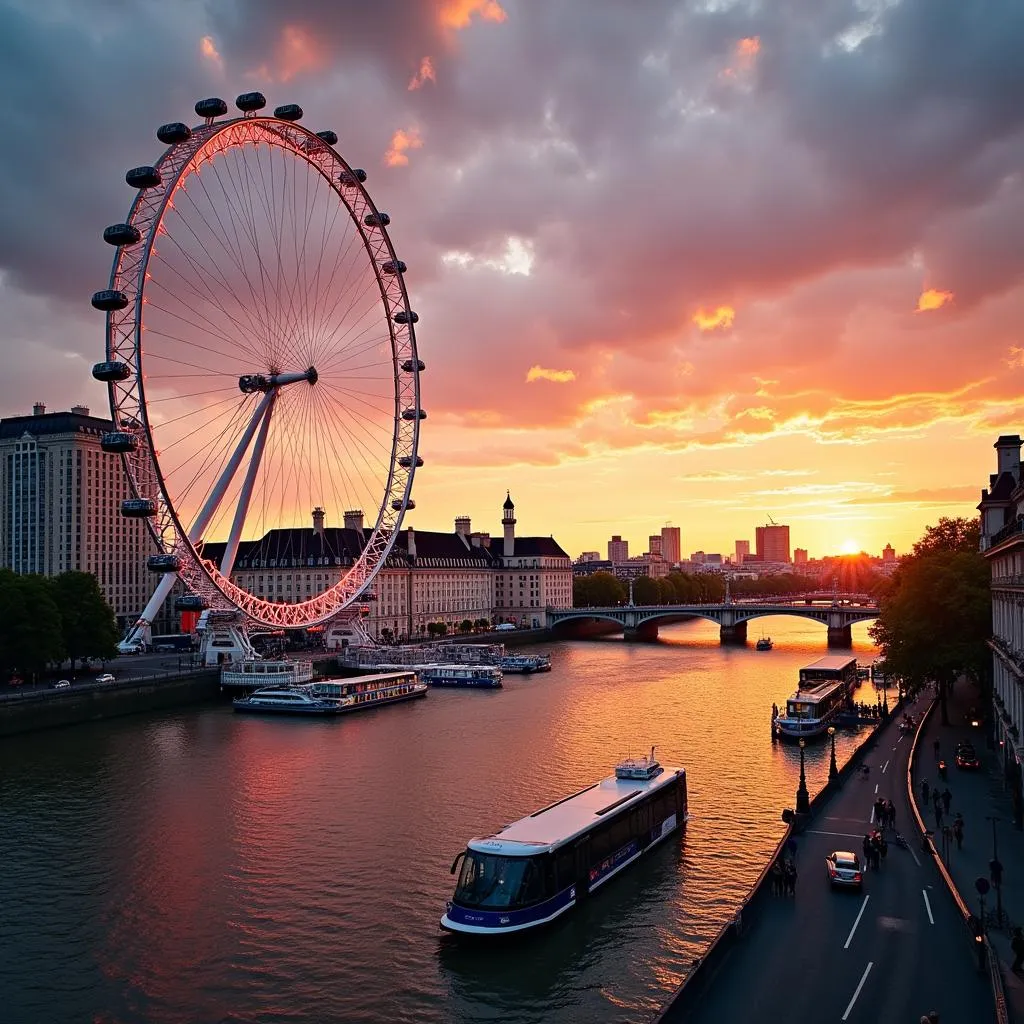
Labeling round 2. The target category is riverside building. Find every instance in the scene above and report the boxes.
[200,494,572,641]
[978,433,1024,825]
[0,403,154,629]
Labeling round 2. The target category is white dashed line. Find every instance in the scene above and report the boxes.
[874,783,879,795]
[922,889,934,924]
[882,760,889,774]
[842,961,874,1020]
[844,894,871,950]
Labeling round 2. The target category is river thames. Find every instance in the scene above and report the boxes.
[0,617,883,1024]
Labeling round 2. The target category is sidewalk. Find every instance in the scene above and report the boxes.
[911,679,1024,1021]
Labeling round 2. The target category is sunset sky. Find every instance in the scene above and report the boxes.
[2,0,1023,560]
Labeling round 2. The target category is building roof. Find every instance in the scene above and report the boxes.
[0,410,112,440]
[503,491,515,510]
[504,537,570,558]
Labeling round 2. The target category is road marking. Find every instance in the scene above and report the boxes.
[844,894,871,950]
[869,806,875,824]
[807,829,865,839]
[907,843,921,867]
[874,783,879,794]
[922,889,934,924]
[842,961,873,1020]
[882,760,889,774]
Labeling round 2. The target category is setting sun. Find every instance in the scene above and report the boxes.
[839,539,861,555]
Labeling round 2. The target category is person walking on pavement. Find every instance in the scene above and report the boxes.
[863,834,873,870]
[935,803,944,829]
[921,778,930,805]
[953,812,964,850]
[941,787,952,815]
[886,798,896,831]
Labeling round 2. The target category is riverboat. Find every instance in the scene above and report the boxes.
[232,687,345,716]
[419,664,503,689]
[755,636,773,651]
[773,656,858,740]
[311,671,427,711]
[219,658,314,690]
[441,750,688,935]
[499,654,552,674]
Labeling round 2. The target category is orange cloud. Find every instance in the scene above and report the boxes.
[275,24,326,81]
[526,366,576,384]
[737,37,761,58]
[439,0,508,30]
[916,288,953,312]
[409,56,436,90]
[692,305,736,331]
[384,127,424,167]
[200,36,223,70]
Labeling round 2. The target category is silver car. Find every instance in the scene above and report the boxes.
[826,851,863,888]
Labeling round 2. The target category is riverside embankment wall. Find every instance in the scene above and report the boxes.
[651,709,895,1023]
[0,671,221,738]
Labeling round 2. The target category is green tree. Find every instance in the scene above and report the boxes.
[49,571,120,670]
[459,619,473,634]
[869,518,989,724]
[573,571,627,607]
[632,575,661,605]
[0,571,65,680]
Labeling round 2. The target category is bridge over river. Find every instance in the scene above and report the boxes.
[548,593,879,646]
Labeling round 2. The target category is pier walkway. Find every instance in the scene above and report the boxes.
[669,691,995,1024]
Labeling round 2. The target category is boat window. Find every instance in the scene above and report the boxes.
[453,852,547,909]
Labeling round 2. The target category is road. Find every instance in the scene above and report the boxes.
[682,693,995,1024]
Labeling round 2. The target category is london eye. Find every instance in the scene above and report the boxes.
[92,93,424,642]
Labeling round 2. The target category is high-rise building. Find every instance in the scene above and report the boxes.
[608,535,629,562]
[755,523,791,563]
[577,551,601,563]
[735,540,750,564]
[0,403,155,628]
[882,543,896,563]
[648,535,663,559]
[794,548,808,564]
[660,526,681,565]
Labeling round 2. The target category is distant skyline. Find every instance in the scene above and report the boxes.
[1,1,1020,564]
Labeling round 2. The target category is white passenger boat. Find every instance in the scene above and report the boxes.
[311,671,427,712]
[774,656,858,740]
[499,654,552,674]
[232,687,345,716]
[419,664,503,689]
[441,749,688,935]
[220,659,314,690]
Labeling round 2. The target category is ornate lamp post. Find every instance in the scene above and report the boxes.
[828,726,839,782]
[796,738,811,814]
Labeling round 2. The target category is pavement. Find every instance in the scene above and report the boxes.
[912,678,1024,1022]
[681,689,995,1024]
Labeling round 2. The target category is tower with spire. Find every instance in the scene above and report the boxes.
[502,491,516,557]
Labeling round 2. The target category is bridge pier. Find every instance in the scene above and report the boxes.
[827,624,853,647]
[720,621,748,645]
[624,621,660,642]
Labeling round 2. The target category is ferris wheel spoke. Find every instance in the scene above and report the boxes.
[143,296,250,356]
[307,388,377,526]
[305,220,367,369]
[312,384,393,497]
[310,261,385,357]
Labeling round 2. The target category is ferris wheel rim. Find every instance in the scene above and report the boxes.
[100,108,422,628]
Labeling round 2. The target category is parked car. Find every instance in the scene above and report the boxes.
[95,673,115,684]
[54,680,71,689]
[955,743,980,770]
[826,851,863,888]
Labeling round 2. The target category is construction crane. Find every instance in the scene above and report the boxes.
[766,514,777,526]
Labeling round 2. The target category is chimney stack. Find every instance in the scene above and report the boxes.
[455,516,471,537]
[71,405,90,417]
[344,509,364,531]
[32,402,45,417]
[312,507,326,536]
[407,525,417,559]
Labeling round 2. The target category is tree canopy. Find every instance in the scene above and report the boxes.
[50,570,120,668]
[869,517,990,723]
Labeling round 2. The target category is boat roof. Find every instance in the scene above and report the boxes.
[788,678,846,702]
[319,671,416,685]
[467,766,684,857]
[802,656,857,672]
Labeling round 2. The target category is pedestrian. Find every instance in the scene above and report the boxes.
[1011,927,1024,973]
[886,799,896,830]
[941,788,952,815]
[770,860,783,896]
[935,804,944,829]
[879,835,888,864]
[953,813,964,850]
[921,779,930,805]
[990,858,1004,889]
[786,860,797,896]
[863,834,873,868]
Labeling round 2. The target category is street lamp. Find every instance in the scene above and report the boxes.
[796,738,811,814]
[986,815,1004,927]
[828,726,839,782]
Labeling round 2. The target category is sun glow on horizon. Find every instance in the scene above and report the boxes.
[838,538,861,555]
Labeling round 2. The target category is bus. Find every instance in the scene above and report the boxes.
[150,633,194,652]
[441,751,687,935]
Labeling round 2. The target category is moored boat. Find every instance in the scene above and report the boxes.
[220,658,313,690]
[441,749,687,935]
[419,664,503,689]
[755,636,773,651]
[312,670,427,711]
[232,686,345,715]
[774,656,858,740]
[499,654,551,674]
